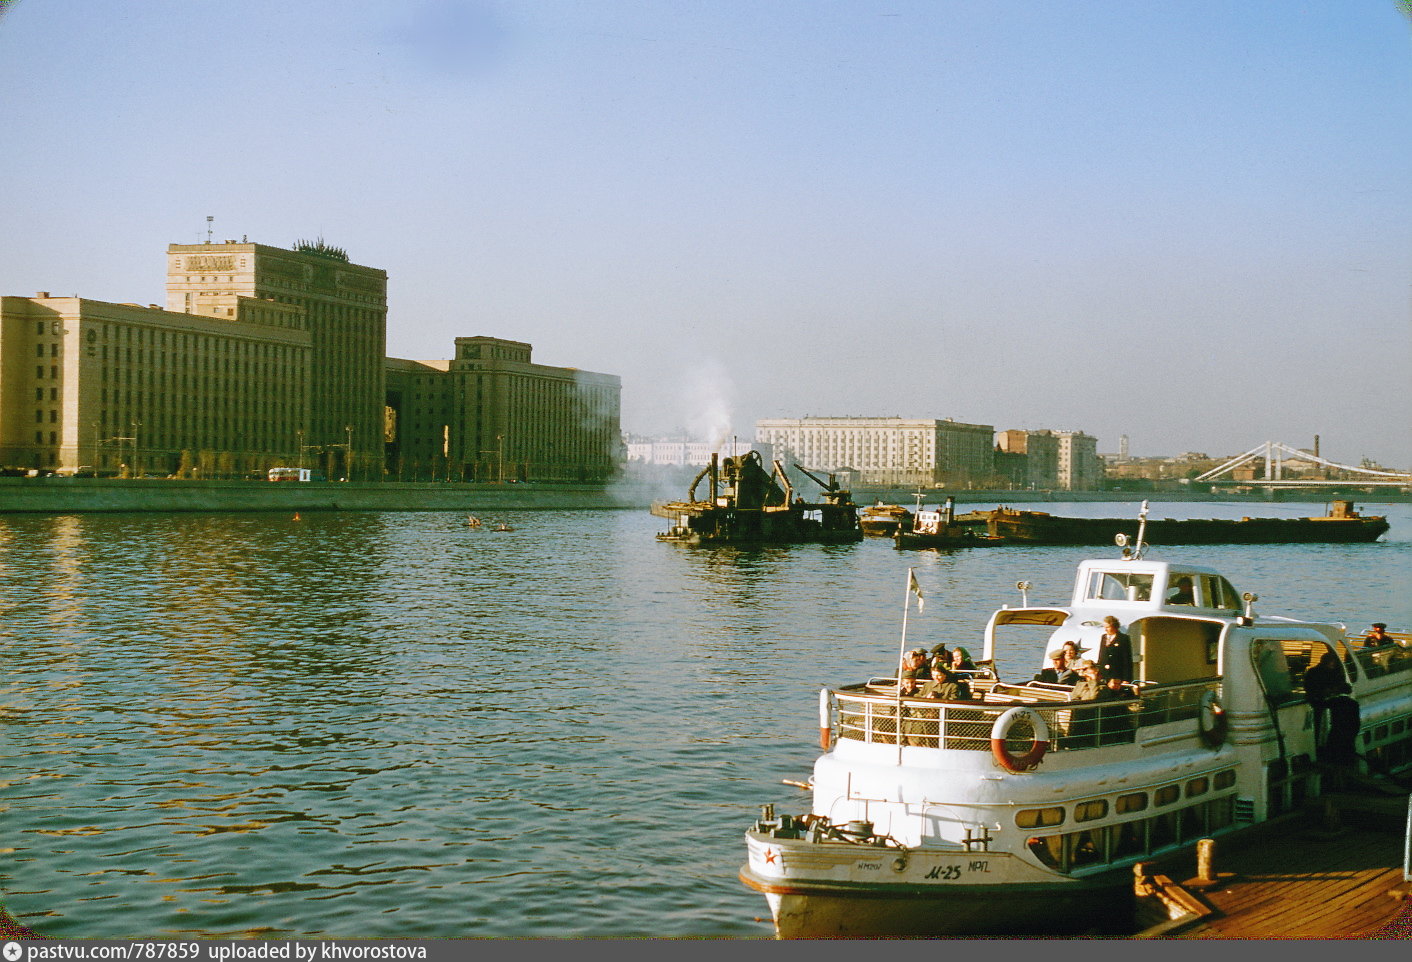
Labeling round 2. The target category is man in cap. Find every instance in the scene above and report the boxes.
[1363,622,1394,647]
[1033,650,1078,686]
[898,648,930,695]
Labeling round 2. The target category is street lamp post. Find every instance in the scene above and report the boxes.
[497,434,504,484]
[345,424,353,482]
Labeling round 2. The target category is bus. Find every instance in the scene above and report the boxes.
[268,467,313,482]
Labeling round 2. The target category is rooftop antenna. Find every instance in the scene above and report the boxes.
[206,216,214,244]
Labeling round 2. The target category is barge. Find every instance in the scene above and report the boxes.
[980,500,1389,545]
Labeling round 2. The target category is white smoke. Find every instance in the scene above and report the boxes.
[682,358,736,452]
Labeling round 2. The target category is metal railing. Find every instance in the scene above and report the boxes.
[833,679,1220,754]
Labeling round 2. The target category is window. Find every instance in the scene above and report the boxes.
[1075,800,1108,822]
[1088,572,1154,602]
[1214,770,1236,790]
[1116,792,1148,814]
[1186,777,1209,798]
[1016,807,1066,828]
[1155,784,1180,806]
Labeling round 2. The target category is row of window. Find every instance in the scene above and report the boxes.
[1027,795,1239,874]
[1016,769,1237,830]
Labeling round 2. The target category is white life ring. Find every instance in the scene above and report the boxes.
[1198,690,1227,748]
[990,707,1050,773]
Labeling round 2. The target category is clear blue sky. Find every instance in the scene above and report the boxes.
[2,0,1409,468]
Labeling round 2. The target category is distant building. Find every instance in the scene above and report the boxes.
[626,438,760,466]
[385,336,621,482]
[755,416,995,487]
[995,429,1059,489]
[1056,430,1101,490]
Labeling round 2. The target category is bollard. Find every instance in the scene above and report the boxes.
[1197,838,1216,883]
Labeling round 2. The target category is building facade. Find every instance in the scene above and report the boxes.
[167,240,387,478]
[1056,430,1102,490]
[755,416,995,487]
[385,337,621,482]
[0,294,310,476]
[995,428,1060,489]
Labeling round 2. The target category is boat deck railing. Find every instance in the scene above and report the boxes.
[833,678,1220,753]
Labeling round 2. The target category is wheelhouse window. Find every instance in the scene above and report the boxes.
[1087,572,1154,602]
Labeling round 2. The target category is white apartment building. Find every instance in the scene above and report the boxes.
[755,416,995,487]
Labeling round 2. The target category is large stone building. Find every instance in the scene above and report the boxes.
[1,240,622,482]
[755,416,995,487]
[385,337,621,482]
[167,240,387,478]
[0,293,311,477]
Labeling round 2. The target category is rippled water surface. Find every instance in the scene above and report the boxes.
[3,502,1409,937]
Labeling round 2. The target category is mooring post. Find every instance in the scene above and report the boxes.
[1196,838,1216,883]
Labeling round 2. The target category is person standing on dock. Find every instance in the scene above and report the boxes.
[1097,616,1134,682]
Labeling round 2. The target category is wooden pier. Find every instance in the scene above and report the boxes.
[1134,793,1412,939]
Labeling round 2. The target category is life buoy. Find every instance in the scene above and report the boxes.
[990,707,1050,773]
[1198,691,1227,748]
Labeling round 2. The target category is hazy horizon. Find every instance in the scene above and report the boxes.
[1,1,1408,468]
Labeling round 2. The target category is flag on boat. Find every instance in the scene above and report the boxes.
[908,569,924,612]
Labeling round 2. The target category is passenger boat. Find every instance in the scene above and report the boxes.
[859,502,914,538]
[739,530,1412,938]
[980,500,1389,545]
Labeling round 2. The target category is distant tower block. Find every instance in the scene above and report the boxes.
[1119,435,1130,460]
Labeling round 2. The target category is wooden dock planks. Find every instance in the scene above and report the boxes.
[1147,805,1410,939]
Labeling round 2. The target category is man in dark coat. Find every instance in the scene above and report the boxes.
[1097,615,1134,683]
[1033,650,1078,685]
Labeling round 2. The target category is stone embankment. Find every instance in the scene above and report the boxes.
[0,478,653,513]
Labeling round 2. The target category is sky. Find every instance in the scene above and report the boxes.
[1,0,1409,468]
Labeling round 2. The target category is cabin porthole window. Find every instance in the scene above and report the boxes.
[1116,792,1148,814]
[1186,777,1209,798]
[1016,807,1065,829]
[1074,800,1108,822]
[1154,785,1180,807]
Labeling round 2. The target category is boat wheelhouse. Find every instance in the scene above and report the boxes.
[740,553,1412,938]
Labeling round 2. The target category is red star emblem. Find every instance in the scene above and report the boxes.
[764,848,777,864]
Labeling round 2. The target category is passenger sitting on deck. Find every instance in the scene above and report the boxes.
[929,643,951,673]
[1363,622,1394,647]
[1033,650,1078,686]
[949,647,976,672]
[1060,640,1086,666]
[919,664,970,702]
[899,648,930,688]
[1068,661,1105,702]
[1167,576,1196,606]
[1103,675,1137,699]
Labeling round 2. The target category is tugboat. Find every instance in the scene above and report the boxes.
[740,515,1412,937]
[651,450,862,545]
[859,501,915,538]
[894,496,999,550]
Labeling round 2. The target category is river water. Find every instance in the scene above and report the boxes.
[2,501,1409,938]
